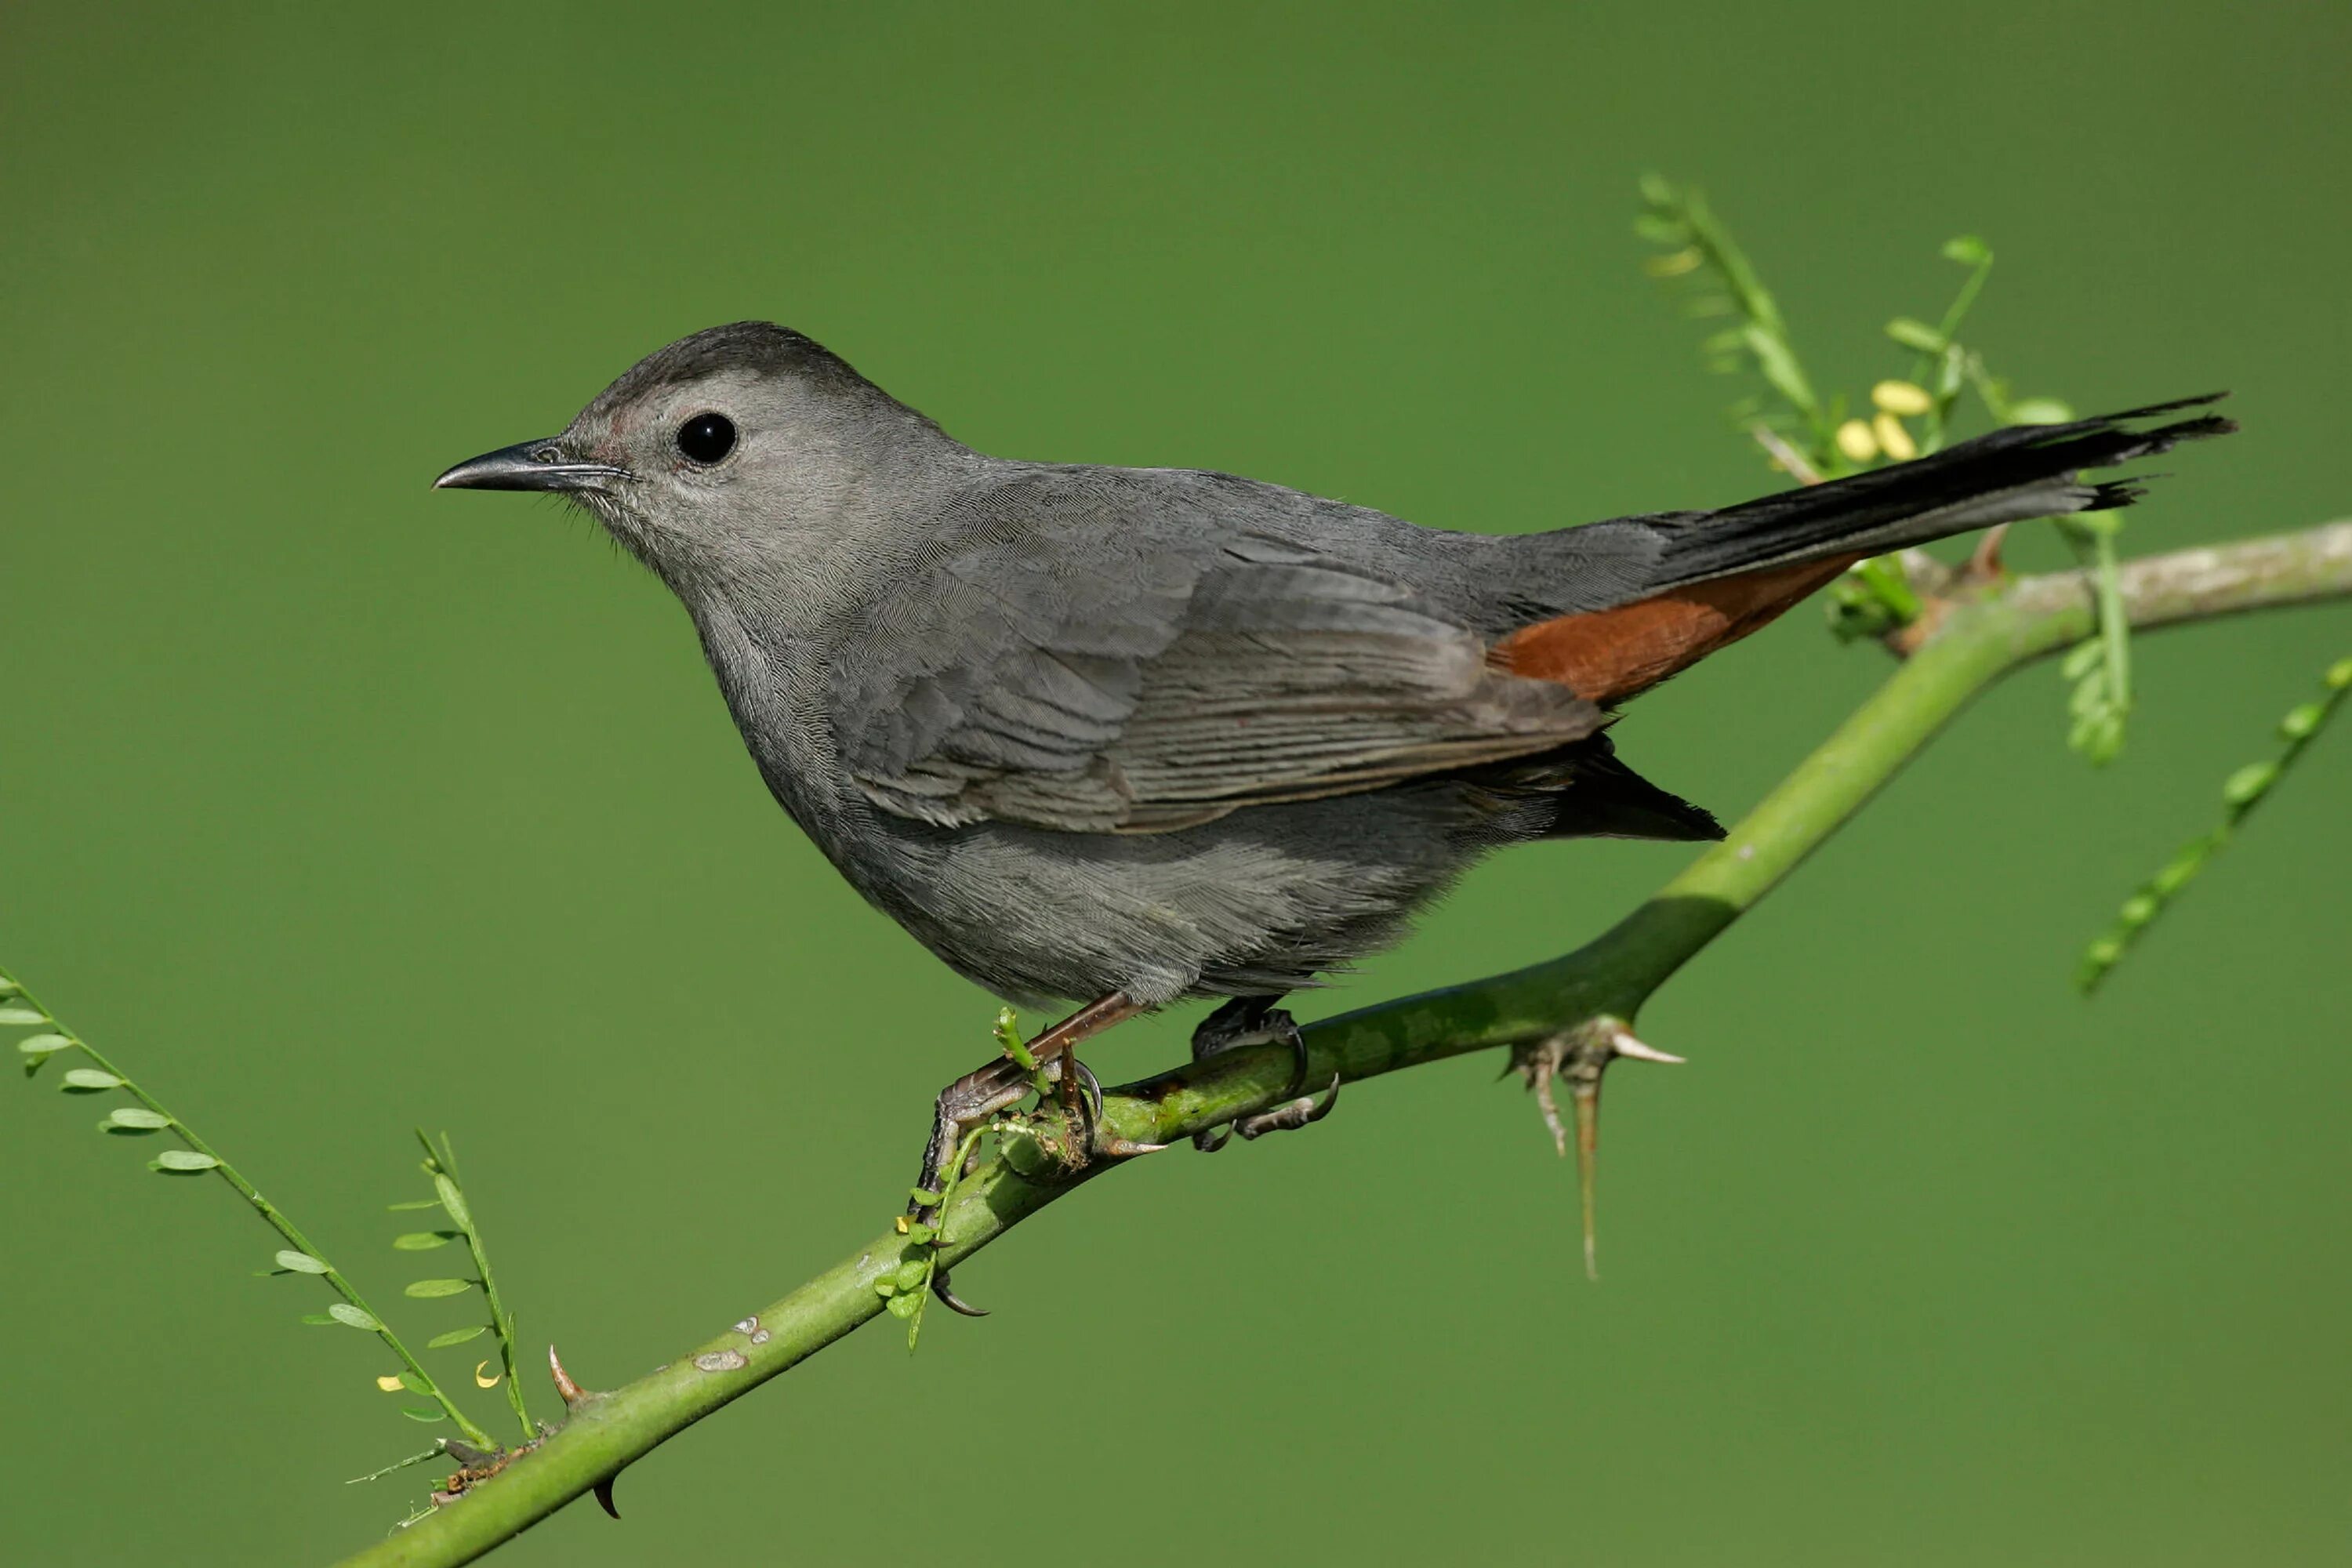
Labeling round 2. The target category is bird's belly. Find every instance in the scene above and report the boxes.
[838,789,1497,1009]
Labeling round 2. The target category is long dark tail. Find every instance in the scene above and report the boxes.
[1649,394,2235,589]
[1493,397,2235,704]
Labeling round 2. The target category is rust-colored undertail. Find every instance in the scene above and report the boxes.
[1487,553,1864,705]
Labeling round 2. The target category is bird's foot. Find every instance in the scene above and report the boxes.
[899,1051,1032,1324]
[1189,996,1338,1152]
[1511,1018,1684,1279]
[900,997,1161,1323]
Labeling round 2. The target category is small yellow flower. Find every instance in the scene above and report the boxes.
[1871,379,1933,416]
[474,1359,503,1389]
[1873,412,1918,461]
[1835,419,1878,463]
[376,1374,405,1392]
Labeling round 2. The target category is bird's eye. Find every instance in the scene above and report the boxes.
[675,412,737,465]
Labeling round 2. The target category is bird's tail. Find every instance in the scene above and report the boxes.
[1647,394,2235,588]
[1492,397,2234,705]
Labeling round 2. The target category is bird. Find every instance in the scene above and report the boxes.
[436,321,2229,1298]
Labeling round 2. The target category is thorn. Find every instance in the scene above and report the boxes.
[1966,522,2011,583]
[1513,1020,1689,1282]
[593,1477,621,1520]
[1573,1072,1601,1281]
[1098,1135,1170,1158]
[1609,1029,1685,1065]
[931,1268,989,1318]
[1749,423,1824,486]
[1532,1060,1568,1159]
[547,1342,588,1408]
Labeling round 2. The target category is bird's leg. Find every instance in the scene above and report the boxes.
[909,993,1150,1316]
[1189,995,1338,1152]
[910,993,1146,1211]
[910,1055,1033,1222]
[1025,992,1143,1132]
[1005,993,1164,1161]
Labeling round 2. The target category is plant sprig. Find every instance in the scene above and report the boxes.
[1634,177,2341,985]
[1635,172,1828,452]
[2077,656,2352,991]
[1636,176,2125,760]
[4,967,527,1449]
[4,967,495,1445]
[405,1131,535,1442]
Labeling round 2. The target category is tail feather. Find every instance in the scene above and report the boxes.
[1650,395,2234,589]
[1491,396,2235,705]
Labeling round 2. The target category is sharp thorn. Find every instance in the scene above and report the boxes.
[1099,1136,1170,1158]
[931,1269,989,1318]
[593,1477,621,1520]
[1573,1080,1602,1282]
[1610,1029,1685,1065]
[1966,521,2011,582]
[1533,1058,1568,1159]
[547,1342,587,1408]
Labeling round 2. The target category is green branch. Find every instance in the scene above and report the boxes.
[332,517,2352,1568]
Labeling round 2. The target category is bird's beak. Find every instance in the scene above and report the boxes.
[433,439,630,492]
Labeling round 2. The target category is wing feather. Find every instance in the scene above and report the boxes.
[829,477,1602,833]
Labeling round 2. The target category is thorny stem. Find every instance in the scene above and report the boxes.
[0,969,497,1449]
[314,519,2352,1565]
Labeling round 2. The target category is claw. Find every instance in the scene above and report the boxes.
[1235,1073,1341,1139]
[1189,997,1312,1151]
[1070,1057,1106,1122]
[1069,1055,1167,1159]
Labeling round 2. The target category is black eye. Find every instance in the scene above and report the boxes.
[676,412,736,465]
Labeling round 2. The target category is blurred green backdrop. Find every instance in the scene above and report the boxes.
[4,4,2347,1563]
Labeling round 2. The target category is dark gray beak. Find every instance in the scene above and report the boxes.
[433,439,630,492]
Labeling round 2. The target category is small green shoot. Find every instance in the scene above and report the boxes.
[400,1131,535,1442]
[2077,657,2351,991]
[879,1121,989,1351]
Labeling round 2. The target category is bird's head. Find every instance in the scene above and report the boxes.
[435,321,955,596]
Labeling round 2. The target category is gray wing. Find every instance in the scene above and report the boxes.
[829,481,1606,834]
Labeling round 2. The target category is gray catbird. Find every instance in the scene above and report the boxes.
[437,321,2227,1297]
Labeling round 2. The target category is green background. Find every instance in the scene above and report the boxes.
[4,4,2347,1563]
